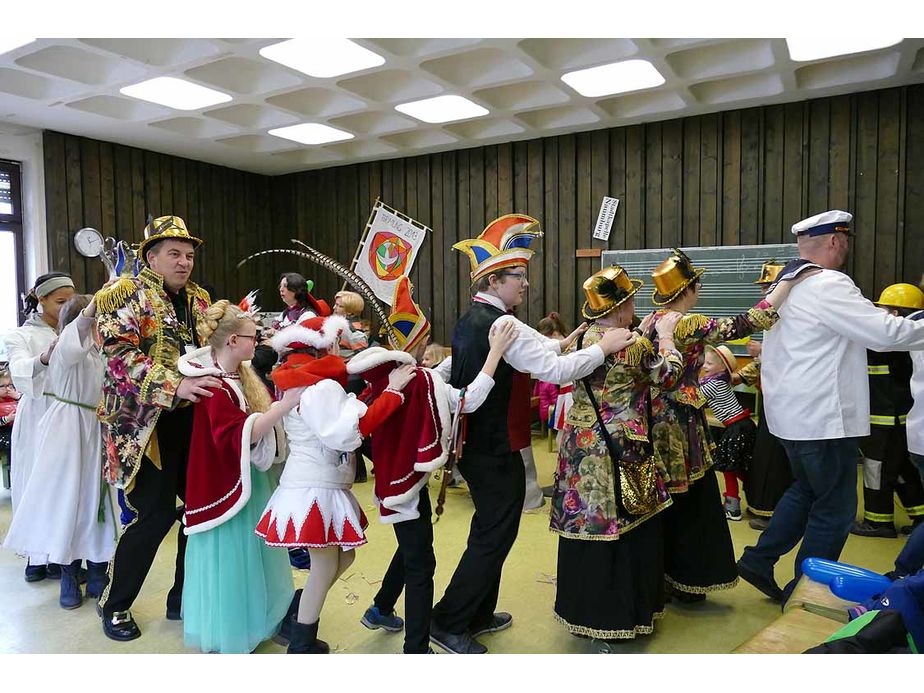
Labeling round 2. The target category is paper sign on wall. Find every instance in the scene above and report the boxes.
[593,196,620,241]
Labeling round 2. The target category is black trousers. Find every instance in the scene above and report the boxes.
[862,426,924,524]
[432,450,525,634]
[373,488,437,654]
[101,407,192,616]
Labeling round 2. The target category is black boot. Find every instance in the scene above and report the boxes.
[59,560,83,610]
[272,589,304,645]
[86,561,108,599]
[286,617,330,654]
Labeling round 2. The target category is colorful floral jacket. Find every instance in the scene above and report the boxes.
[95,267,210,489]
[550,325,683,540]
[646,303,778,409]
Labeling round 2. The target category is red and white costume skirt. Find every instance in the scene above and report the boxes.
[255,486,369,550]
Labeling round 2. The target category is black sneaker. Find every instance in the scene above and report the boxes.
[736,560,784,602]
[469,612,513,638]
[429,623,487,654]
[748,516,770,531]
[24,563,47,583]
[850,520,897,539]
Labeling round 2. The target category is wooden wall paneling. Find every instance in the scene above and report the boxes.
[699,114,721,248]
[558,133,577,328]
[392,158,406,213]
[828,95,852,211]
[441,152,458,341]
[526,139,545,325]
[588,129,610,299]
[469,147,485,237]
[429,153,446,342]
[575,131,594,301]
[321,170,340,301]
[484,144,498,222]
[875,88,901,292]
[159,153,174,214]
[498,142,513,217]
[762,105,785,244]
[172,156,188,222]
[143,150,160,220]
[413,156,435,328]
[895,88,907,286]
[80,137,105,292]
[903,85,924,288]
[625,125,645,251]
[404,157,421,310]
[681,118,702,247]
[512,141,531,325]
[739,108,761,246]
[191,163,208,293]
[64,136,86,291]
[42,132,69,276]
[661,119,683,248]
[543,137,560,325]
[722,111,742,246]
[129,148,145,239]
[782,102,806,230]
[112,145,132,241]
[454,150,470,334]
[98,141,116,240]
[369,160,382,210]
[609,128,628,251]
[808,99,831,215]
[207,163,225,298]
[644,122,663,250]
[381,159,394,212]
[854,91,880,296]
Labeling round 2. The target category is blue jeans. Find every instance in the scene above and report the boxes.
[739,437,860,599]
[910,452,924,487]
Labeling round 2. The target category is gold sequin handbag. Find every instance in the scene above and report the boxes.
[619,457,658,516]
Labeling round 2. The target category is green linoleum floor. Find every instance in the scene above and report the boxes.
[0,439,913,654]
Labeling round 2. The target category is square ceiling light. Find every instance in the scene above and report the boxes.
[259,38,385,79]
[0,39,36,56]
[786,37,903,62]
[395,95,489,124]
[120,77,231,110]
[268,123,354,145]
[561,59,666,98]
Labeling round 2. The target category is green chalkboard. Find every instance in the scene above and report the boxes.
[601,243,800,356]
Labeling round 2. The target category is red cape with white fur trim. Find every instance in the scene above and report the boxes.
[348,347,451,523]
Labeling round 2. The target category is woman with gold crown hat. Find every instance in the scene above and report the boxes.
[642,249,797,602]
[549,265,684,641]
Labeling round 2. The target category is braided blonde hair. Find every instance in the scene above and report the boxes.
[199,300,272,414]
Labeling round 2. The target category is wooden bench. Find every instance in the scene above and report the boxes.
[733,575,856,654]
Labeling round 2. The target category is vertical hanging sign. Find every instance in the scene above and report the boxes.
[592,196,620,242]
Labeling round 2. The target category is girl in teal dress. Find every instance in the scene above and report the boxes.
[178,300,299,654]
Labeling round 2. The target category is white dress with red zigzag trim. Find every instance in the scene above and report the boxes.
[255,379,370,550]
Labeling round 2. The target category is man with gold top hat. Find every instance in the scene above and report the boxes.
[643,248,794,603]
[733,261,794,531]
[550,264,683,641]
[95,215,218,641]
[347,276,516,654]
[851,283,924,539]
[428,214,637,654]
[738,210,924,604]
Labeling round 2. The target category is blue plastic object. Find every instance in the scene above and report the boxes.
[830,574,893,602]
[801,557,888,585]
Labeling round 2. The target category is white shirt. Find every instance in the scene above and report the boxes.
[762,270,924,441]
[454,293,604,385]
[905,310,924,455]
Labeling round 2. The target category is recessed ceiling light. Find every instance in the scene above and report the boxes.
[259,38,385,79]
[786,37,903,62]
[395,95,489,124]
[120,77,231,111]
[268,123,354,145]
[561,60,666,98]
[0,39,36,56]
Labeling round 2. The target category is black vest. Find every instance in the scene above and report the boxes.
[451,301,514,456]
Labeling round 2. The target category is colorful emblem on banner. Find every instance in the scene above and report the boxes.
[369,231,411,280]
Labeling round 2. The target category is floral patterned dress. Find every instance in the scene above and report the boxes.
[550,326,683,539]
[645,302,778,494]
[549,325,683,639]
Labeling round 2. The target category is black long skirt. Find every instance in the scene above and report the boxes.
[663,471,739,594]
[742,393,792,517]
[554,513,665,640]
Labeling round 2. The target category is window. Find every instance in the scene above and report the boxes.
[0,160,26,340]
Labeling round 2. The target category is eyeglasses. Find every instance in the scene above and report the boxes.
[502,271,528,282]
[233,334,259,342]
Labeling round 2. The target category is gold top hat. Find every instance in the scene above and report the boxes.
[582,264,643,320]
[138,215,203,261]
[651,248,705,306]
[707,344,738,374]
[754,260,785,285]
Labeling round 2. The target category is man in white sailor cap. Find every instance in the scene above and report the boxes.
[737,210,924,603]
